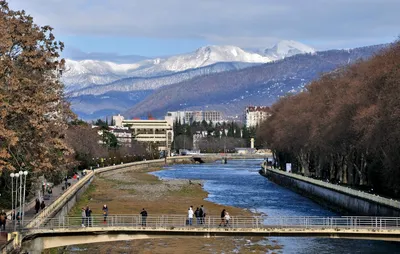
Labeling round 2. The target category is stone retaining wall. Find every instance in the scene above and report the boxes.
[260,166,400,216]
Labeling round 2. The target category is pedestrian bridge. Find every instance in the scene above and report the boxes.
[19,215,400,251]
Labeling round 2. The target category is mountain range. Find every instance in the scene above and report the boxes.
[63,41,385,120]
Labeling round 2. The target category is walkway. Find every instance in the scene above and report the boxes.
[21,215,400,250]
[0,177,78,234]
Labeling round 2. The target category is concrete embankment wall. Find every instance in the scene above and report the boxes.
[44,157,193,223]
[196,153,269,163]
[260,167,400,216]
[28,154,265,226]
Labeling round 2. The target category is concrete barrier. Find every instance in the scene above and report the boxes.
[26,156,193,229]
[260,166,400,216]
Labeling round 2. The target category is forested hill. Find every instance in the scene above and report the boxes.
[257,41,400,198]
[125,44,385,118]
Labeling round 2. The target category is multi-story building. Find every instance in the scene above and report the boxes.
[167,110,222,124]
[245,106,271,128]
[109,126,132,146]
[113,114,174,152]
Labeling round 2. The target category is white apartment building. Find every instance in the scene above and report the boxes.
[109,126,132,146]
[245,106,271,128]
[166,110,222,124]
[113,114,174,152]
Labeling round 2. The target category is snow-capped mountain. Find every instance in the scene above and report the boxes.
[64,40,323,119]
[263,40,315,59]
[63,41,312,92]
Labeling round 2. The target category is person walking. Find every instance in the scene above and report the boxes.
[64,176,68,190]
[85,206,92,227]
[219,209,226,227]
[194,207,201,225]
[200,205,206,224]
[224,211,231,227]
[81,207,86,227]
[0,210,7,231]
[102,204,108,223]
[140,208,148,226]
[188,206,194,226]
[35,199,40,214]
[40,200,46,210]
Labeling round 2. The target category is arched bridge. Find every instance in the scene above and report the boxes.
[20,215,400,252]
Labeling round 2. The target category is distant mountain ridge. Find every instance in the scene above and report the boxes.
[63,40,315,93]
[66,41,318,119]
[64,42,386,120]
[123,44,386,119]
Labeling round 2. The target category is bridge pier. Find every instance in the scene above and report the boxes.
[21,237,44,254]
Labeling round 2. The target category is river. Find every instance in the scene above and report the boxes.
[151,159,400,254]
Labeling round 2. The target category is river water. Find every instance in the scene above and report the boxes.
[152,159,400,254]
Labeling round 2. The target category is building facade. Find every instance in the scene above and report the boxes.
[245,106,271,128]
[167,110,222,124]
[113,114,174,152]
[109,126,132,146]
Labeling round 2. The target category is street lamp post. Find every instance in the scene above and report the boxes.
[10,173,15,225]
[21,171,28,226]
[18,171,23,227]
[14,172,19,231]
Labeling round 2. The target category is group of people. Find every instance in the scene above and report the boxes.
[187,205,206,226]
[80,205,149,228]
[34,198,46,214]
[81,206,93,227]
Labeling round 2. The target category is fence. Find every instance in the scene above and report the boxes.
[29,215,400,231]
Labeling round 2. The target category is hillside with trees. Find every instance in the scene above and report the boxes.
[257,41,400,198]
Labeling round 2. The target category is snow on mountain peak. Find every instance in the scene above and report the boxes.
[63,41,314,93]
[264,40,315,59]
[158,45,273,72]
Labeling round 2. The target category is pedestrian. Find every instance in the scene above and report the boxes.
[219,209,226,226]
[198,207,203,224]
[200,205,206,224]
[16,211,21,225]
[0,210,7,231]
[188,206,194,226]
[81,207,86,227]
[224,211,231,227]
[35,198,40,214]
[194,207,201,225]
[85,206,92,227]
[140,208,148,226]
[102,204,108,223]
[40,200,46,210]
[64,176,69,190]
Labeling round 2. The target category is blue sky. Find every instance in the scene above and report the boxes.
[9,0,400,60]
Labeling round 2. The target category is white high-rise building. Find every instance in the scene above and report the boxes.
[245,106,271,128]
[166,111,222,124]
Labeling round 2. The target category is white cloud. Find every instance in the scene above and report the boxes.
[8,0,400,49]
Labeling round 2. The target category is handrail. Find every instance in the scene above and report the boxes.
[28,215,400,231]
[25,157,192,228]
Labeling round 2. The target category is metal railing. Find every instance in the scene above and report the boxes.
[26,215,400,231]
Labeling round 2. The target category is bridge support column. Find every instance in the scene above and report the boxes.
[21,237,44,254]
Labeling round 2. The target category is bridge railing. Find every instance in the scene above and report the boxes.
[26,215,400,231]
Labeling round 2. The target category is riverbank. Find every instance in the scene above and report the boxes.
[51,164,282,254]
[260,166,400,216]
